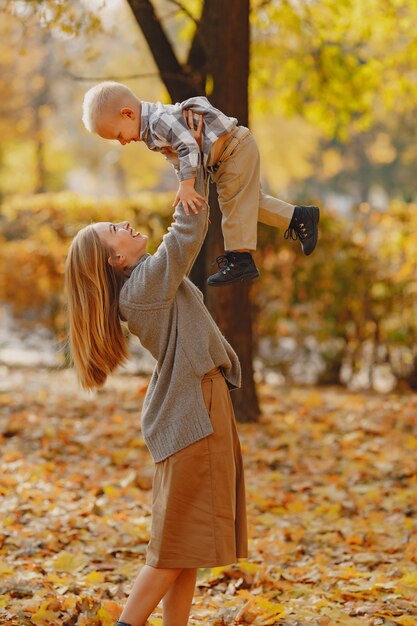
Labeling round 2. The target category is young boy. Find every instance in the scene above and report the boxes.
[82,81,320,286]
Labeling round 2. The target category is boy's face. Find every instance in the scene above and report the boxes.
[97,108,140,145]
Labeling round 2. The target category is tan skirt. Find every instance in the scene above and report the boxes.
[145,367,248,568]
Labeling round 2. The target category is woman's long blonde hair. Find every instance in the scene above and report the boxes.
[65,225,128,389]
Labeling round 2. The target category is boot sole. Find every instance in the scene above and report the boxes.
[207,271,260,286]
[304,206,320,256]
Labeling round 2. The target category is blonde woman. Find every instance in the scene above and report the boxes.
[65,165,248,626]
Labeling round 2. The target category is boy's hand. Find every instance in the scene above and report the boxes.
[182,110,204,149]
[173,178,207,216]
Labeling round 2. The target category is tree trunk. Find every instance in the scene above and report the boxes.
[33,29,51,193]
[33,106,46,194]
[126,0,260,421]
[202,0,259,422]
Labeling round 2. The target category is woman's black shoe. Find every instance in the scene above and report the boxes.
[284,205,320,255]
[207,251,260,286]
[116,622,132,626]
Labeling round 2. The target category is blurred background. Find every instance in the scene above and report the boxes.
[1,0,417,394]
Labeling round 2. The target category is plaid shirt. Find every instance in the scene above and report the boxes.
[139,96,238,181]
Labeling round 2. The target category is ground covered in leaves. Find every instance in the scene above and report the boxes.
[1,366,417,626]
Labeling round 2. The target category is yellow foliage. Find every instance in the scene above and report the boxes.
[286,499,306,514]
[395,617,417,626]
[30,600,60,626]
[103,485,121,499]
[238,561,260,574]
[234,589,286,621]
[96,601,122,626]
[0,191,172,334]
[399,571,417,587]
[0,594,9,608]
[85,570,105,583]
[53,551,87,573]
[46,573,71,585]
[210,565,226,577]
[0,560,13,577]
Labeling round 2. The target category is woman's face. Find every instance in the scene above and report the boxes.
[94,220,148,270]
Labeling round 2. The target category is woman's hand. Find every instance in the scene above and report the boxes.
[161,113,203,160]
[182,110,204,149]
[161,146,179,158]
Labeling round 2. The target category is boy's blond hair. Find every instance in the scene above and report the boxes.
[82,81,136,133]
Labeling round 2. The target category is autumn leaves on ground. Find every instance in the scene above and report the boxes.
[1,367,417,626]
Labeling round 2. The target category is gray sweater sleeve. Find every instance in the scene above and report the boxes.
[120,205,208,307]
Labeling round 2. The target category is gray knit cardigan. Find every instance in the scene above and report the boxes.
[118,205,241,463]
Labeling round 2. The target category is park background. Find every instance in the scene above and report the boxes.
[1,1,417,625]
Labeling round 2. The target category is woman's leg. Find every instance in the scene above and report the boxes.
[162,567,198,626]
[117,564,183,626]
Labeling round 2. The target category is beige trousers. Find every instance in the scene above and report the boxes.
[208,126,294,251]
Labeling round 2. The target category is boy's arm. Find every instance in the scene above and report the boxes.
[120,199,208,307]
[154,113,206,215]
[161,112,204,162]
[161,148,181,178]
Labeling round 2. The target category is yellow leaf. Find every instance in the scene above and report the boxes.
[96,601,122,626]
[406,435,417,450]
[238,561,259,574]
[254,595,286,616]
[2,517,15,528]
[117,561,137,577]
[286,499,305,513]
[339,566,368,579]
[304,391,323,407]
[85,570,105,583]
[119,521,149,540]
[63,595,78,610]
[346,534,365,545]
[395,617,417,626]
[46,573,71,584]
[235,590,286,619]
[148,619,163,626]
[103,485,120,499]
[30,601,60,626]
[53,551,87,573]
[0,560,13,577]
[399,571,417,587]
[209,566,226,577]
[0,594,9,608]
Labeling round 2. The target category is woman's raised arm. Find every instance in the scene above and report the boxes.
[119,183,208,308]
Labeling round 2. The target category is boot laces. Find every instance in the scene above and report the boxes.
[213,253,235,274]
[284,217,308,241]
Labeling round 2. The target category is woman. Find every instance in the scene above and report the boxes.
[65,168,248,626]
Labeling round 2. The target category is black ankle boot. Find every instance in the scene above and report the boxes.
[284,205,320,255]
[207,251,260,286]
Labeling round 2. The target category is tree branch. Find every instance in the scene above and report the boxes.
[165,0,200,27]
[125,0,198,100]
[251,0,273,10]
[185,0,209,91]
[65,69,193,84]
